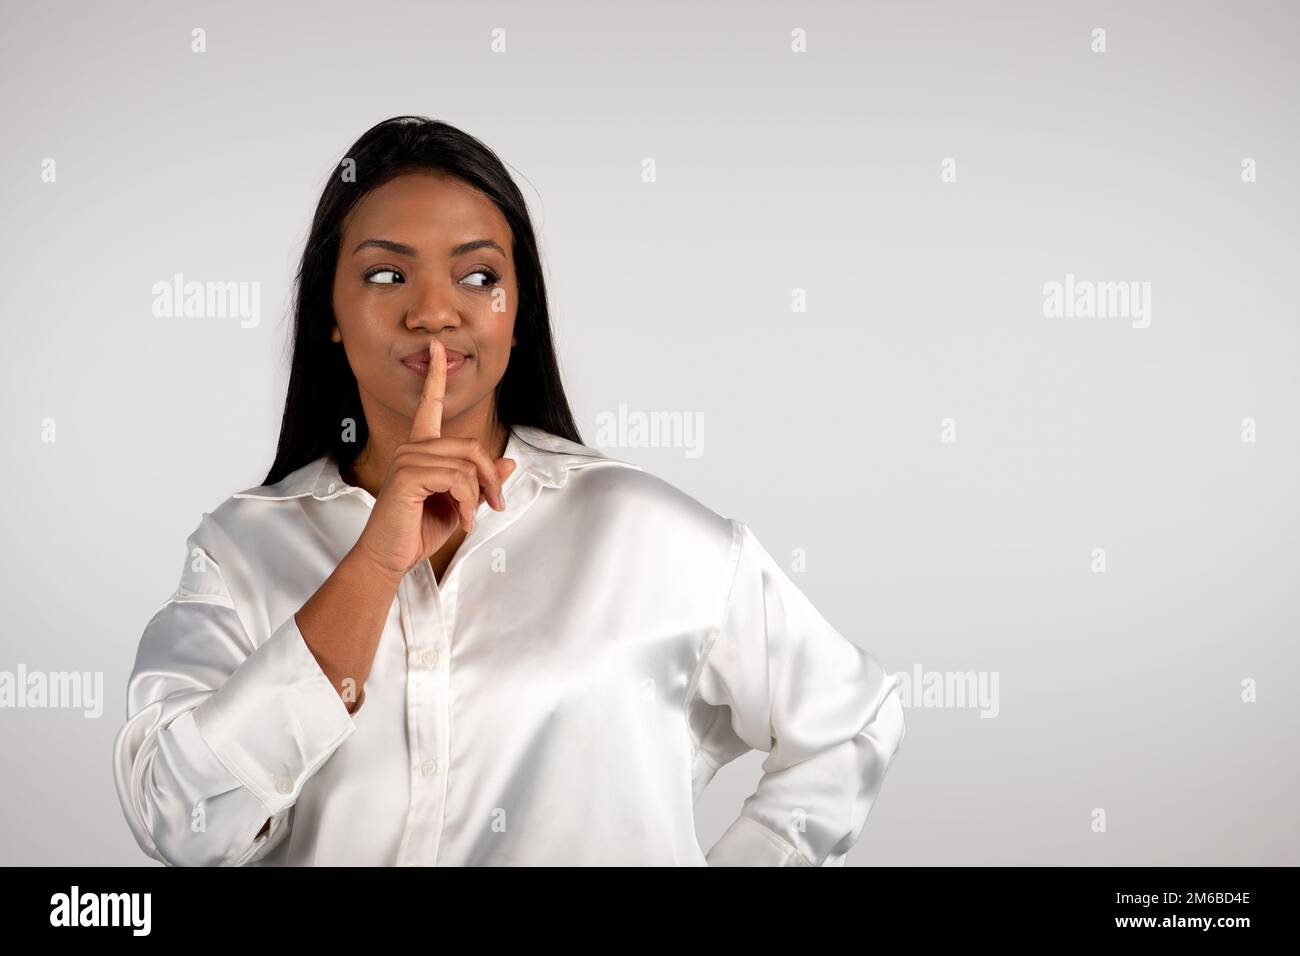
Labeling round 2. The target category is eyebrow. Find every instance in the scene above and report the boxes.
[350,237,506,258]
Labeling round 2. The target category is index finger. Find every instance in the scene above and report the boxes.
[409,339,446,442]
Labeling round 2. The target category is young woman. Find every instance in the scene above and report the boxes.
[112,116,906,866]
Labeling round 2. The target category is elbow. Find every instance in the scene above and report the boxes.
[133,800,264,867]
[875,681,907,766]
[852,683,906,797]
[146,822,212,868]
[119,786,231,867]
[115,751,254,867]
[153,833,247,869]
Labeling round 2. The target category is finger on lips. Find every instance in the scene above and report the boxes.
[409,339,447,443]
[403,339,507,512]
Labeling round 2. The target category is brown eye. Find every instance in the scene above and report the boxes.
[365,267,403,284]
[462,268,501,288]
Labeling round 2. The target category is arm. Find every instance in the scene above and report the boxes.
[689,520,906,867]
[116,349,512,866]
[112,517,397,866]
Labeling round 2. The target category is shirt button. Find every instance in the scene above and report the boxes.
[421,648,439,668]
[275,776,294,795]
[327,482,338,493]
[421,758,439,777]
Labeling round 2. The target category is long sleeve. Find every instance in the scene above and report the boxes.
[690,519,906,867]
[111,516,361,866]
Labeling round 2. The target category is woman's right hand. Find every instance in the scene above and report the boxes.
[352,339,517,581]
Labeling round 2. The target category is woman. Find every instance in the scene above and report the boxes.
[112,116,906,866]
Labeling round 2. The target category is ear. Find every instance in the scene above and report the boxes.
[330,325,342,342]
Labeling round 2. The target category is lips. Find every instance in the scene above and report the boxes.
[402,346,468,378]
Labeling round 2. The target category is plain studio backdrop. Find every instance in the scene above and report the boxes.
[1,0,1297,865]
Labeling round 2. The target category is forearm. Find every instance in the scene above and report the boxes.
[295,547,403,714]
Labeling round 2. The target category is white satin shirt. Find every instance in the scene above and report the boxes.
[113,424,905,866]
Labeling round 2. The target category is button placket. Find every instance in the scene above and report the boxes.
[394,561,452,866]
[393,471,547,865]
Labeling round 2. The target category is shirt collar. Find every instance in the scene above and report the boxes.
[234,424,640,502]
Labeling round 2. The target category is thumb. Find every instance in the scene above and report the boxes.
[497,458,518,482]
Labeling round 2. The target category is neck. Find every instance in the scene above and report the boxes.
[344,404,510,499]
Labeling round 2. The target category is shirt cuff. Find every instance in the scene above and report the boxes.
[705,815,814,867]
[192,613,358,815]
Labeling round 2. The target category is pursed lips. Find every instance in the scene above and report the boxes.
[402,348,468,376]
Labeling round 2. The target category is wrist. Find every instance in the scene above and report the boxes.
[341,543,408,590]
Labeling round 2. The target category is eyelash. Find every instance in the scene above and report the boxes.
[363,266,501,288]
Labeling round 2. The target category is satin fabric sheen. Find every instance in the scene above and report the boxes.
[112,425,906,866]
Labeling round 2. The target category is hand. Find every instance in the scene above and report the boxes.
[352,339,517,580]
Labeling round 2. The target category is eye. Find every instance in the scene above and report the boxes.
[364,267,404,285]
[462,268,501,288]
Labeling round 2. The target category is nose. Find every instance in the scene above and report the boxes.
[403,277,463,334]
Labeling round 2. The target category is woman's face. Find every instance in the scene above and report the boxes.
[331,170,518,442]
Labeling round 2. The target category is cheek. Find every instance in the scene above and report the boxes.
[485,322,515,369]
[474,300,515,360]
[336,319,390,384]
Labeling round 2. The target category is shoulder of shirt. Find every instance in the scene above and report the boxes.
[542,433,738,546]
[177,427,748,613]
[214,424,643,503]
[200,424,737,544]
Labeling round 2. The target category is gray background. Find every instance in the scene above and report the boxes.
[1,0,1296,865]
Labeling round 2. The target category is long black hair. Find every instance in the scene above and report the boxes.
[262,115,582,486]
